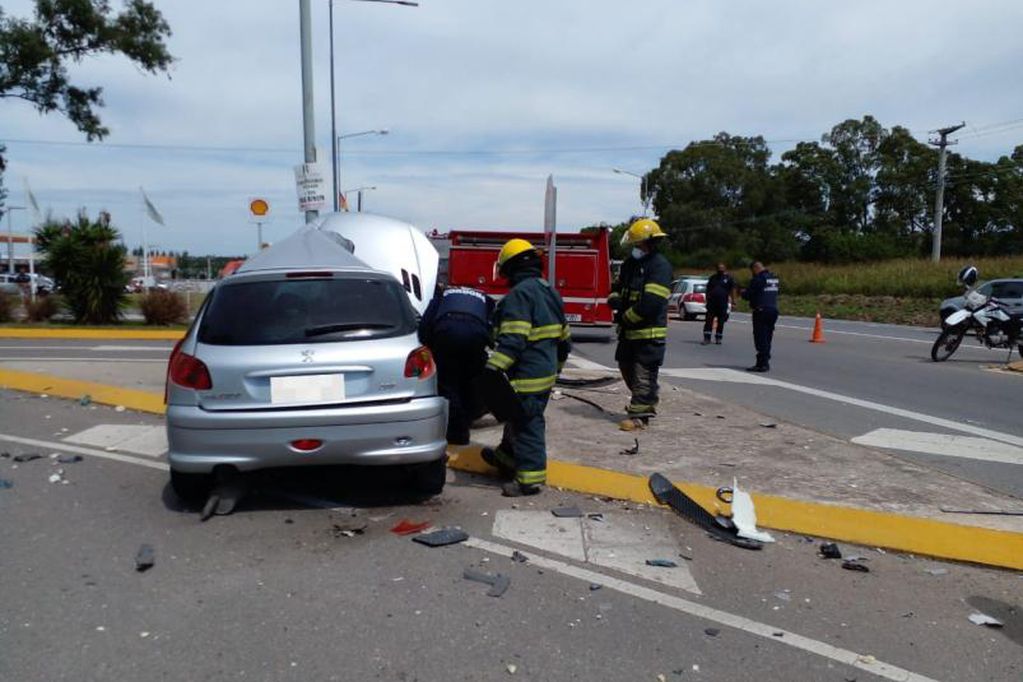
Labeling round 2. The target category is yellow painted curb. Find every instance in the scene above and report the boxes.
[0,368,166,415]
[0,328,184,340]
[3,369,1020,571]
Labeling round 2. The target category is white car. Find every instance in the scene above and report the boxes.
[668,278,708,320]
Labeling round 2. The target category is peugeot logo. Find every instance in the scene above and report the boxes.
[301,350,315,363]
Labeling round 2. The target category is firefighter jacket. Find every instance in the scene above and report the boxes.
[609,251,672,342]
[486,267,571,395]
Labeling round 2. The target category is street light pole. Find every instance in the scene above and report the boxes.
[329,0,339,212]
[335,129,388,214]
[5,206,27,274]
[340,186,377,212]
[299,0,318,224]
[613,168,649,217]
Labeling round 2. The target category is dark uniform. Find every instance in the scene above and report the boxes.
[485,265,571,489]
[609,251,672,420]
[419,286,494,444]
[703,271,736,344]
[742,269,780,371]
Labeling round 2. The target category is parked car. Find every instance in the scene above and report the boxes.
[940,278,1023,326]
[12,272,55,295]
[668,277,709,320]
[0,275,21,296]
[164,226,449,502]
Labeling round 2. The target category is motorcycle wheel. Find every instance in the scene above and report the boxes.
[931,327,965,362]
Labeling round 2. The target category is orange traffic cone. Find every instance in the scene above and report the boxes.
[809,312,826,343]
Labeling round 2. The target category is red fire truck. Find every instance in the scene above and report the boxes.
[446,227,613,326]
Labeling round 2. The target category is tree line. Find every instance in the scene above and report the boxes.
[626,116,1023,266]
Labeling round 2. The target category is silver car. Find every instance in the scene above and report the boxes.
[940,278,1023,325]
[165,227,448,500]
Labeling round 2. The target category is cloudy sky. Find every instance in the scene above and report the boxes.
[3,0,1022,255]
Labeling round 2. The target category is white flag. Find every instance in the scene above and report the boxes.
[23,178,41,220]
[140,187,165,226]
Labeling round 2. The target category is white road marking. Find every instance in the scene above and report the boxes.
[852,428,1023,466]
[90,345,174,352]
[492,510,701,594]
[564,356,617,372]
[659,366,1023,448]
[64,424,168,457]
[465,537,937,682]
[0,432,167,471]
[0,356,166,363]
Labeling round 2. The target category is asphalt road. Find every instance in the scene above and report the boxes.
[571,313,1023,500]
[2,390,1021,682]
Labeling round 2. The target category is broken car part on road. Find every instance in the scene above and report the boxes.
[648,473,764,550]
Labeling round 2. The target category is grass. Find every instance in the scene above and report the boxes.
[735,295,944,327]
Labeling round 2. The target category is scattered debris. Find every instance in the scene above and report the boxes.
[390,519,431,535]
[656,675,667,682]
[551,505,583,518]
[857,655,877,665]
[506,663,518,675]
[759,422,777,428]
[79,395,92,406]
[0,479,13,490]
[648,473,763,550]
[12,453,43,463]
[704,627,720,637]
[819,542,842,559]
[715,415,726,420]
[774,591,791,601]
[284,518,294,525]
[939,508,1023,516]
[412,528,469,547]
[510,551,528,563]
[726,478,775,544]
[550,390,564,401]
[589,583,602,591]
[199,473,246,522]
[48,471,64,484]
[924,567,948,576]
[841,560,870,573]
[463,568,511,597]
[56,455,83,464]
[844,554,869,563]
[114,405,126,413]
[968,612,1004,628]
[586,512,605,522]
[645,559,678,568]
[134,544,156,572]
[619,439,640,456]
[331,523,367,538]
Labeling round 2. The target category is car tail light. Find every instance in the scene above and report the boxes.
[290,439,323,452]
[404,346,436,380]
[164,338,184,403]
[168,347,213,391]
[682,293,706,303]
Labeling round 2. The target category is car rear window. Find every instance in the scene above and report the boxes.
[198,276,417,346]
[692,284,707,294]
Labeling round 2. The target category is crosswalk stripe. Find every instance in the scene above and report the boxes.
[852,428,1023,466]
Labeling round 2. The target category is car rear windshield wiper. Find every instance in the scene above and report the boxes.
[304,323,396,337]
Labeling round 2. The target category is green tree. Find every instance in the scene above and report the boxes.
[0,0,173,202]
[35,211,130,323]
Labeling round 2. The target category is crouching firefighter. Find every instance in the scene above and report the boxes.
[418,283,495,445]
[609,218,672,432]
[481,239,571,497]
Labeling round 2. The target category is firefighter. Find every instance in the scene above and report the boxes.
[608,218,672,432]
[481,239,571,497]
[418,283,494,445]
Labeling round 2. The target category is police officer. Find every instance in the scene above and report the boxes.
[741,261,780,372]
[703,262,737,345]
[609,219,672,432]
[419,283,495,445]
[481,239,571,497]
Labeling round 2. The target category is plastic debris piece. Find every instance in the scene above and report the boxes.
[79,395,92,406]
[56,455,83,464]
[925,567,948,576]
[135,544,156,572]
[390,519,431,535]
[819,542,842,559]
[114,405,126,413]
[857,655,877,665]
[463,568,511,597]
[586,512,605,522]
[759,422,777,428]
[511,551,528,563]
[704,627,720,637]
[506,664,517,674]
[331,523,367,538]
[645,559,678,568]
[841,560,870,573]
[48,473,63,484]
[657,675,667,682]
[648,473,763,551]
[0,479,12,489]
[551,505,583,518]
[729,478,775,543]
[12,453,43,463]
[774,591,791,601]
[968,612,1003,627]
[619,439,640,456]
[589,583,602,591]
[413,528,469,547]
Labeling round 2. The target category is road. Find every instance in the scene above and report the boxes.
[571,313,1023,500]
[1,389,1021,682]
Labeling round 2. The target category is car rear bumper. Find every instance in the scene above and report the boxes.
[683,302,708,315]
[166,396,448,473]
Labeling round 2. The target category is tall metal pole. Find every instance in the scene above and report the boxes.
[329,0,339,212]
[929,122,965,263]
[299,0,319,224]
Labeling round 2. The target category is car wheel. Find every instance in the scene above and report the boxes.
[408,457,447,496]
[682,312,696,321]
[170,469,213,502]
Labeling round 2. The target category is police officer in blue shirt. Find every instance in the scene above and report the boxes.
[419,284,495,444]
[741,261,780,372]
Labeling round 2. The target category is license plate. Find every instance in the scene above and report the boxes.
[565,313,582,322]
[270,374,345,404]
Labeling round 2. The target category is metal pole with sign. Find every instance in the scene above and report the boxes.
[543,175,557,288]
[294,164,327,217]
[299,0,318,224]
[249,198,271,250]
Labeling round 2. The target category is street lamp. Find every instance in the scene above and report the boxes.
[329,0,417,212]
[340,185,377,212]
[4,206,27,275]
[334,129,389,211]
[613,168,649,217]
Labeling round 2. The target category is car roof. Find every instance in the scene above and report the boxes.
[236,226,378,275]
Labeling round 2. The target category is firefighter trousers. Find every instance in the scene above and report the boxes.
[616,339,665,417]
[491,392,550,486]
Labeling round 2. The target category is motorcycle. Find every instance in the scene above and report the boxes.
[932,266,1023,362]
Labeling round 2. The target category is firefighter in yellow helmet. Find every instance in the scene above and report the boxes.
[481,239,571,496]
[608,219,672,431]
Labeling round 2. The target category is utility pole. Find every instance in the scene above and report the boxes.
[329,0,339,212]
[929,121,965,262]
[299,0,318,224]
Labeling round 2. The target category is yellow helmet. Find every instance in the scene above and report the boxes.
[621,218,667,246]
[496,238,537,268]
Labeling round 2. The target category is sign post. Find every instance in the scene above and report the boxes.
[249,198,271,250]
[294,163,327,216]
[543,175,557,288]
